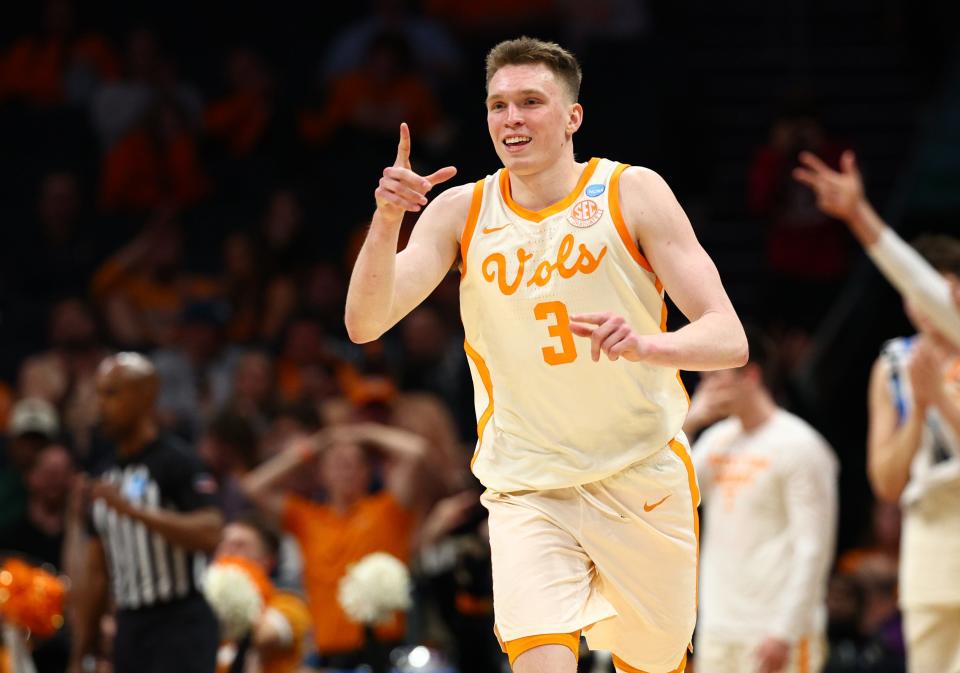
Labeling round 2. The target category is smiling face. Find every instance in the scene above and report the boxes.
[486,63,583,176]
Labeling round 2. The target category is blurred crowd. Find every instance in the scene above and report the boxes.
[1,1,956,672]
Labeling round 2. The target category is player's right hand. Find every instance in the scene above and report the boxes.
[792,150,864,221]
[375,122,457,221]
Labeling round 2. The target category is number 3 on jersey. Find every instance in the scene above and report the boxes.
[534,301,577,365]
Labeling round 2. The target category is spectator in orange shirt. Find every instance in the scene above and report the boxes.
[98,96,210,213]
[18,298,108,463]
[91,215,219,348]
[213,514,311,673]
[0,0,119,107]
[300,31,446,148]
[240,423,425,666]
[205,48,275,159]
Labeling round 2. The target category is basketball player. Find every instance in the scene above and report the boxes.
[794,150,960,349]
[684,328,838,673]
[345,37,747,673]
[861,235,960,673]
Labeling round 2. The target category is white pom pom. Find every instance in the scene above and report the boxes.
[203,565,264,640]
[337,552,412,625]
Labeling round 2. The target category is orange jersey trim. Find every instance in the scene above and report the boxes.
[668,437,699,646]
[798,637,809,673]
[503,631,580,666]
[609,163,655,273]
[459,178,486,277]
[499,158,600,222]
[463,339,493,467]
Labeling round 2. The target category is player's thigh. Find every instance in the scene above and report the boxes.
[580,442,699,671]
[904,605,960,673]
[513,643,578,673]
[481,488,605,640]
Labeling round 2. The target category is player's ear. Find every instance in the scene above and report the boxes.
[567,102,583,135]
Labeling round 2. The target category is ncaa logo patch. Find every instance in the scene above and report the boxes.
[585,183,605,197]
[568,199,603,228]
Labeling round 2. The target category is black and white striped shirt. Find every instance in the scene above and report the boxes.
[91,435,218,610]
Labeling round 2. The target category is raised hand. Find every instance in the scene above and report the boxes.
[792,150,864,221]
[375,122,457,221]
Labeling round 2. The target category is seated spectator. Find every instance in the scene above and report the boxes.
[204,48,276,159]
[0,398,59,530]
[0,443,73,569]
[0,0,119,107]
[257,187,315,278]
[91,215,219,348]
[19,298,108,461]
[225,350,280,435]
[240,423,425,666]
[0,444,74,673]
[198,412,259,521]
[321,0,461,83]
[275,316,340,405]
[221,232,266,344]
[10,171,98,306]
[89,27,202,149]
[299,31,446,148]
[152,300,243,439]
[212,514,311,673]
[98,95,210,213]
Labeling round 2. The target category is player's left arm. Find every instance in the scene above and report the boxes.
[768,438,839,643]
[570,167,747,370]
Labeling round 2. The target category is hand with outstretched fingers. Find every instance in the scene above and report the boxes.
[375,122,457,221]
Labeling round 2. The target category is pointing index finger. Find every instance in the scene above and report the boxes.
[569,313,607,325]
[395,122,411,168]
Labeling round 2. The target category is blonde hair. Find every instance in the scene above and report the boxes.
[485,36,582,102]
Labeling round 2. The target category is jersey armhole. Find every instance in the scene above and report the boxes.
[459,178,486,277]
[609,164,655,274]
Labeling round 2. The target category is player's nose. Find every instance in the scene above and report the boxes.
[505,104,524,125]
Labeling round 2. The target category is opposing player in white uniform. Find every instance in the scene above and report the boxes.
[684,329,837,673]
[345,37,747,673]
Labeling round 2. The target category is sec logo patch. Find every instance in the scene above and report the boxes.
[568,199,603,228]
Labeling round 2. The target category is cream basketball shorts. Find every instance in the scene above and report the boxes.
[481,437,699,673]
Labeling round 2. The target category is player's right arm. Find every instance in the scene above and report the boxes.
[345,123,468,343]
[795,151,960,349]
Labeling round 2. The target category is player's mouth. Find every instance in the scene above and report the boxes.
[503,135,532,152]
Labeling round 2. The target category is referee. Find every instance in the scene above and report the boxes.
[69,353,223,673]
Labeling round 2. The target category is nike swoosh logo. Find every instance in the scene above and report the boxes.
[482,224,509,234]
[643,495,671,512]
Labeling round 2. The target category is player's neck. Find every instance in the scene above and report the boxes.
[507,153,585,212]
[118,420,159,458]
[736,390,778,432]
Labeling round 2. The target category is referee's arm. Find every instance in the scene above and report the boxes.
[90,480,224,552]
[68,537,108,673]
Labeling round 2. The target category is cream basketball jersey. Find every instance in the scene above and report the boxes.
[459,157,689,492]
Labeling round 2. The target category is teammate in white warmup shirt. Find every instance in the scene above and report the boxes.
[684,329,838,673]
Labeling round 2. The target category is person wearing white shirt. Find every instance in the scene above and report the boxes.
[684,328,838,673]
